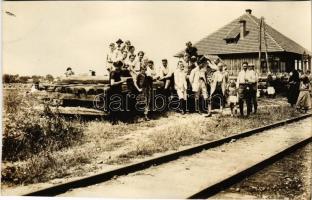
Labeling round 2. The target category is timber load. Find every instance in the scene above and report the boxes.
[56,75,110,84]
[36,74,166,116]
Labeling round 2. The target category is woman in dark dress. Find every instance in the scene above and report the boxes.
[109,61,130,123]
[287,69,300,107]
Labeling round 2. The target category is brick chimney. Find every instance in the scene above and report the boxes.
[245,9,252,14]
[239,19,247,39]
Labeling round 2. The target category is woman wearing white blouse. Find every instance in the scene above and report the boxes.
[174,61,188,114]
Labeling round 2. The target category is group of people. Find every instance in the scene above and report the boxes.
[106,39,139,75]
[287,69,312,113]
[106,39,262,120]
[53,39,312,122]
[235,63,259,117]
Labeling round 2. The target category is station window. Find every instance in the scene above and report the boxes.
[280,62,286,72]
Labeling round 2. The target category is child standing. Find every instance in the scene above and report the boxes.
[296,76,311,113]
[136,65,152,121]
[174,61,188,114]
[228,81,238,116]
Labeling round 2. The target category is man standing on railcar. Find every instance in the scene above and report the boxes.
[114,39,124,62]
[106,43,116,72]
[136,51,145,69]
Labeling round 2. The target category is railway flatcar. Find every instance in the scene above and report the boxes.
[37,74,166,116]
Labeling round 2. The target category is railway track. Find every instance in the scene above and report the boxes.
[23,113,312,197]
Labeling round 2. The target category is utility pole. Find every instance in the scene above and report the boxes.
[258,17,262,75]
[259,17,270,74]
[258,18,262,74]
[263,17,270,73]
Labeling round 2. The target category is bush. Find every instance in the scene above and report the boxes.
[2,90,83,161]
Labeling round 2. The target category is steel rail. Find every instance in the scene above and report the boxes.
[188,135,311,199]
[23,113,312,196]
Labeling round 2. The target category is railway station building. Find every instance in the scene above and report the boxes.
[176,9,311,76]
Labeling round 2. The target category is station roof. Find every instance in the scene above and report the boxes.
[175,10,310,57]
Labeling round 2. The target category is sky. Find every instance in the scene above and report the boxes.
[2,1,311,76]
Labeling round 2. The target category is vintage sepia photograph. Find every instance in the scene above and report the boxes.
[1,1,312,199]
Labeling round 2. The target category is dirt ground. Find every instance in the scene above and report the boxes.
[215,143,312,199]
[0,97,305,195]
[58,117,311,198]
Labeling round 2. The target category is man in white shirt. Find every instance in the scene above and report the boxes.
[128,45,136,57]
[128,54,139,78]
[146,60,157,79]
[236,62,250,117]
[182,52,190,71]
[106,43,116,72]
[120,51,128,67]
[210,63,227,111]
[124,40,131,52]
[114,39,124,62]
[189,55,212,116]
[158,59,173,91]
[246,65,258,113]
[136,51,145,70]
[223,65,229,85]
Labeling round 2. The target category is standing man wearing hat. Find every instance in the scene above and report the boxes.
[236,62,251,117]
[106,43,116,72]
[189,55,212,116]
[124,40,132,52]
[114,39,124,62]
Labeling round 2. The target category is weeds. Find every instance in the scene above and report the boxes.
[2,90,83,161]
[1,90,300,187]
[1,150,90,185]
[2,89,84,184]
[114,106,300,163]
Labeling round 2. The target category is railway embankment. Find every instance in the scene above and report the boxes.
[1,97,307,196]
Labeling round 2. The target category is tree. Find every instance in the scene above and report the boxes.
[31,75,41,83]
[3,74,19,83]
[45,74,54,82]
[19,76,31,84]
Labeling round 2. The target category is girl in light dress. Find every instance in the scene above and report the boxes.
[174,61,188,114]
[228,81,238,116]
[296,76,311,113]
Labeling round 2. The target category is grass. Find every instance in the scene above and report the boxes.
[112,106,299,163]
[2,88,84,184]
[1,91,301,188]
[2,150,90,185]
